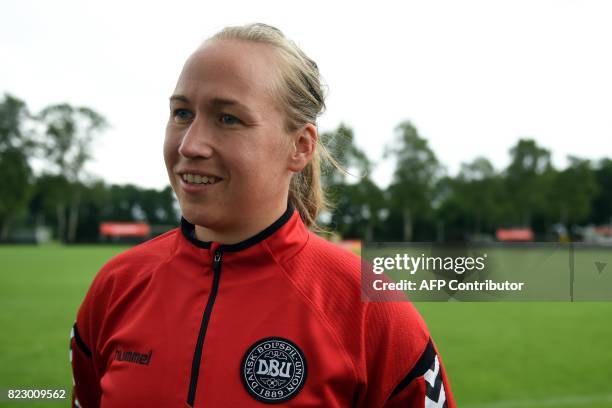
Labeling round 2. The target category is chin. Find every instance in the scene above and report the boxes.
[181,209,209,227]
[181,205,220,229]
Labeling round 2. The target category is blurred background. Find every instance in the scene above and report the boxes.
[1,0,612,407]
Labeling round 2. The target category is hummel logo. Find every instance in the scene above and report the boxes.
[114,349,153,365]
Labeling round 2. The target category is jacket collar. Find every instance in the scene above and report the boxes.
[178,202,307,259]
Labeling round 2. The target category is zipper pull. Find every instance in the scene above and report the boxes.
[213,249,223,271]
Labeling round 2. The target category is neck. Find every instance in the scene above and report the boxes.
[194,198,289,245]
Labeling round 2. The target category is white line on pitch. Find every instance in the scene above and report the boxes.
[465,393,612,408]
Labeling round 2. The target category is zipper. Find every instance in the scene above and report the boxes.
[187,248,223,406]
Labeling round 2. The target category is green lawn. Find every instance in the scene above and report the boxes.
[1,244,612,407]
[0,244,126,407]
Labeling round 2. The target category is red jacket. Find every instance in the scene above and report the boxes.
[70,204,455,407]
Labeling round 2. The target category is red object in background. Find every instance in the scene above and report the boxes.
[100,222,150,237]
[595,226,612,237]
[496,228,534,242]
[335,240,362,253]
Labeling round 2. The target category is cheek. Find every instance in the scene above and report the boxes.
[252,144,292,189]
[163,142,180,190]
[270,139,293,176]
[163,128,178,168]
[246,141,290,179]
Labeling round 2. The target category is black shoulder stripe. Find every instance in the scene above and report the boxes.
[390,338,435,397]
[73,323,92,358]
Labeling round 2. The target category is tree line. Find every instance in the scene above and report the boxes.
[1,93,611,243]
[0,94,177,242]
[321,123,611,241]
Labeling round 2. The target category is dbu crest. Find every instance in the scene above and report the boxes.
[241,337,307,404]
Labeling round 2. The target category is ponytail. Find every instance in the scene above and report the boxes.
[289,144,325,228]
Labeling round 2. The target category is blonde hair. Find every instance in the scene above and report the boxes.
[207,23,337,229]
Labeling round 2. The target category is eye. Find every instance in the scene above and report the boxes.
[172,108,193,123]
[219,113,241,126]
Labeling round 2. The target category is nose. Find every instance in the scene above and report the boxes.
[178,117,214,159]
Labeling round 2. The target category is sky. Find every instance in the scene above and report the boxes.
[2,0,611,190]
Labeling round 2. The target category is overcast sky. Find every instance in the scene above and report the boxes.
[2,0,611,190]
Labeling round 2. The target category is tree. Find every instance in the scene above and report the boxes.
[385,121,442,241]
[549,156,598,228]
[591,159,612,225]
[328,178,386,240]
[139,186,180,224]
[437,157,510,241]
[505,139,554,228]
[97,183,179,225]
[320,122,371,187]
[66,178,110,241]
[320,124,383,239]
[0,94,34,239]
[37,104,107,242]
[29,173,72,240]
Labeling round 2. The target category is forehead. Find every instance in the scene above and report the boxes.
[174,39,280,110]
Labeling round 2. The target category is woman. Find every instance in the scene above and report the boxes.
[70,23,455,407]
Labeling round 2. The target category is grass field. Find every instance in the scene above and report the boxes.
[1,244,612,407]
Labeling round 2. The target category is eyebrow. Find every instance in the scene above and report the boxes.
[169,94,251,111]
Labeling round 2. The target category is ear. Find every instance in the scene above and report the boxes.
[287,123,318,172]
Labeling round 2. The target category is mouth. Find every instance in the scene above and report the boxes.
[179,172,223,185]
[177,171,224,194]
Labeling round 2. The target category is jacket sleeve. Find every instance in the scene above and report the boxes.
[382,338,455,408]
[360,301,456,408]
[70,322,100,407]
[70,271,108,408]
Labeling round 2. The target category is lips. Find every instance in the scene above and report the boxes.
[178,177,219,195]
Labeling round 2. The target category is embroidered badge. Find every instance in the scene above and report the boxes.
[241,337,307,404]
